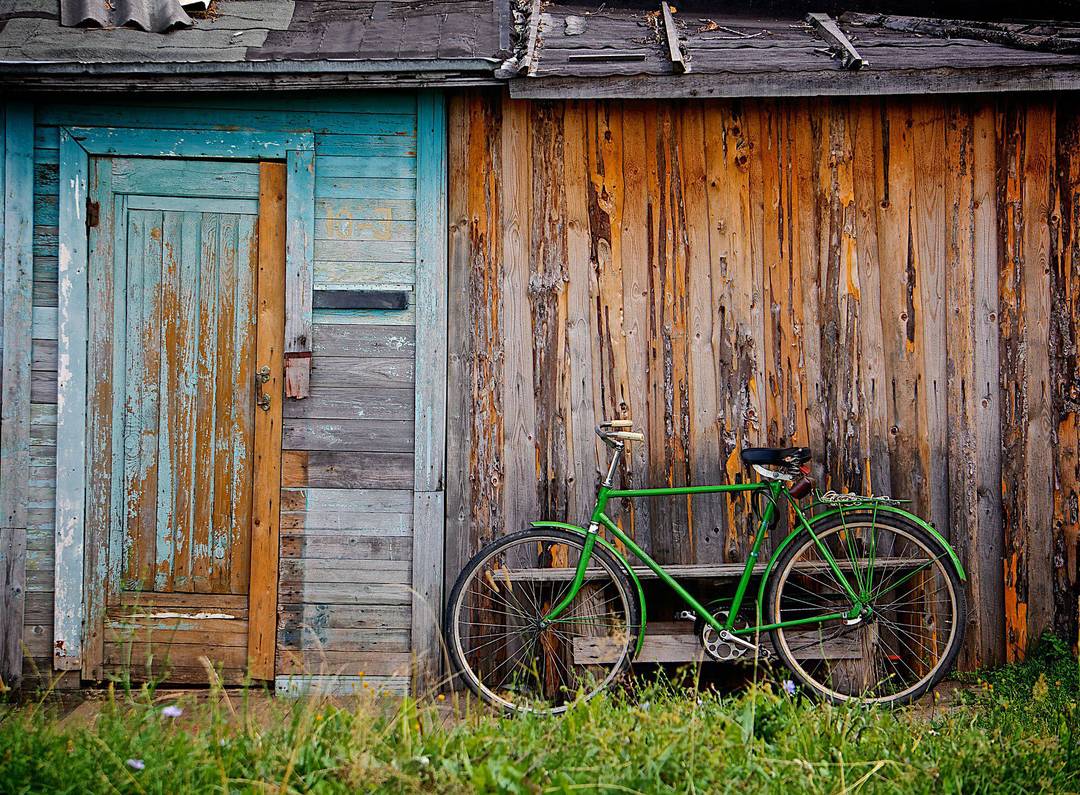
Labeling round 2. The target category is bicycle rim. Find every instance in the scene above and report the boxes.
[769,517,961,704]
[449,531,636,714]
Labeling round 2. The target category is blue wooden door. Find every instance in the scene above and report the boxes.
[86,157,277,683]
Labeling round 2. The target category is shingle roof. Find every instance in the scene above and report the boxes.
[0,0,506,89]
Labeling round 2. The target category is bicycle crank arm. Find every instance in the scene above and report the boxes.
[718,630,773,658]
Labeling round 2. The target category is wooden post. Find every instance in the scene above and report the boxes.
[248,162,287,681]
[412,92,449,691]
[1,102,33,686]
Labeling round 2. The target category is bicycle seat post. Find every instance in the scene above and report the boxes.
[601,441,624,489]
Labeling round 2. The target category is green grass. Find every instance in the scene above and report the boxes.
[1,636,1077,794]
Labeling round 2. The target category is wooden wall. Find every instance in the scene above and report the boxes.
[446,89,1080,669]
[4,94,424,691]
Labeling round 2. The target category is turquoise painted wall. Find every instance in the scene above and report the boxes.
[6,92,430,683]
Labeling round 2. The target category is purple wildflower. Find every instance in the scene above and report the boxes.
[782,679,797,696]
[161,705,183,718]
[126,759,145,771]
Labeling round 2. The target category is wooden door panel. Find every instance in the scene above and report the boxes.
[85,156,284,683]
[119,206,259,595]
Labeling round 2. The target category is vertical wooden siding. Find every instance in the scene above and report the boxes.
[16,94,420,688]
[447,90,1080,668]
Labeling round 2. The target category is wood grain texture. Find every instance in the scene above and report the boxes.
[284,149,315,398]
[248,162,287,681]
[1,102,33,685]
[20,95,426,689]
[446,91,1080,666]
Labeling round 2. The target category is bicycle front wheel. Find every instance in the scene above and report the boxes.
[446,529,640,714]
[766,510,965,706]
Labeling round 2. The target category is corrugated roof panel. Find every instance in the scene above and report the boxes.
[59,0,197,33]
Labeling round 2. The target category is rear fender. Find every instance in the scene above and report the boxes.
[530,520,647,656]
[755,502,967,610]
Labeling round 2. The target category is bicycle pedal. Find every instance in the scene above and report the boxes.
[675,610,697,622]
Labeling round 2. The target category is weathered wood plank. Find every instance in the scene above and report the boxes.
[443,93,1078,667]
[411,490,442,690]
[284,149,315,398]
[281,450,413,490]
[282,387,413,421]
[281,418,413,452]
[309,355,414,389]
[82,156,118,681]
[499,98,539,542]
[248,162,287,682]
[280,487,413,515]
[312,324,415,358]
[1,102,32,685]
[275,674,409,697]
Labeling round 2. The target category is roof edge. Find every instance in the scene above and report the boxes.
[0,58,499,75]
[510,65,1080,99]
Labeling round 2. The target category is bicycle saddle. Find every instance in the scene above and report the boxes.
[740,446,812,468]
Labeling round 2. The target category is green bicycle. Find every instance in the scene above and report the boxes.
[446,420,967,713]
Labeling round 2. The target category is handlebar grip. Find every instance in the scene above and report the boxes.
[603,419,634,428]
[609,431,645,442]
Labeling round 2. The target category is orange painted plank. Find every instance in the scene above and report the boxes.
[247,162,287,681]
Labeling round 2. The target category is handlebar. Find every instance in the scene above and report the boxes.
[596,420,644,446]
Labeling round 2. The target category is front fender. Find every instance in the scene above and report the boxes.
[530,520,647,657]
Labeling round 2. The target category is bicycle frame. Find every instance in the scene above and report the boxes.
[542,471,867,638]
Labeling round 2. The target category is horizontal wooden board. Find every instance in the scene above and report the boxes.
[315,198,415,222]
[317,217,415,242]
[103,642,248,668]
[573,633,863,664]
[313,239,414,263]
[111,158,260,198]
[279,581,412,606]
[282,418,413,453]
[283,386,414,421]
[102,663,247,686]
[116,592,248,612]
[280,487,413,514]
[279,558,411,585]
[279,627,410,654]
[279,535,411,562]
[105,625,249,648]
[314,261,415,286]
[315,176,415,201]
[281,450,413,489]
[279,603,412,632]
[36,106,416,137]
[280,510,412,536]
[311,325,417,359]
[316,155,415,180]
[310,356,414,389]
[275,650,412,677]
[312,307,415,326]
[275,674,410,696]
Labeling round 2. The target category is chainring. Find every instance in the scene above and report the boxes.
[699,610,750,662]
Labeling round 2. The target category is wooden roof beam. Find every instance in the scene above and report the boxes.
[807,12,867,70]
[661,2,688,74]
[520,0,543,77]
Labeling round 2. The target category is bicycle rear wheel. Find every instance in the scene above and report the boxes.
[446,529,640,714]
[765,510,965,706]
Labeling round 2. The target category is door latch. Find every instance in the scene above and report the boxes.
[256,365,272,411]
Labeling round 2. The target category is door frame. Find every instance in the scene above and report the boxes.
[55,129,314,678]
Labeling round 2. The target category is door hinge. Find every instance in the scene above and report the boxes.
[86,199,100,229]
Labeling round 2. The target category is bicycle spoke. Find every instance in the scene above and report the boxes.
[771,516,960,704]
[451,532,634,713]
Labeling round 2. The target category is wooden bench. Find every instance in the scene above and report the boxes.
[501,558,923,664]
